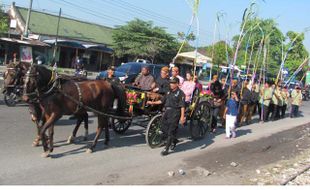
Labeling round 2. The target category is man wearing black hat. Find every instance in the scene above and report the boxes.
[147,77,185,156]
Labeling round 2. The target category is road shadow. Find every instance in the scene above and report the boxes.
[236,129,252,138]
[173,131,215,154]
[55,118,94,126]
[50,126,147,158]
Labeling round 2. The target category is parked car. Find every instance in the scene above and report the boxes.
[97,62,168,84]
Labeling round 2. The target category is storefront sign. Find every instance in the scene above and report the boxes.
[20,46,33,63]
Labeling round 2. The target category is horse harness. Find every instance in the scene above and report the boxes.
[25,68,131,120]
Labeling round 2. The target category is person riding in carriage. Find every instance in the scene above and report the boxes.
[103,66,120,83]
[133,66,155,91]
[152,66,170,95]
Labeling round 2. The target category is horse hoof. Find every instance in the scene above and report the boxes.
[67,136,74,144]
[86,148,93,154]
[41,152,50,158]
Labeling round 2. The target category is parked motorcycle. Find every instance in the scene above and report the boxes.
[2,85,23,107]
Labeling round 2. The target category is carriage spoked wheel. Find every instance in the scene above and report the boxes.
[189,101,212,140]
[111,118,132,134]
[146,114,163,148]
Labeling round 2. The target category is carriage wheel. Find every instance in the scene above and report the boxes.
[145,114,163,148]
[111,119,132,134]
[189,101,212,140]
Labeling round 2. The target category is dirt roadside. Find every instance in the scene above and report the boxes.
[153,122,310,185]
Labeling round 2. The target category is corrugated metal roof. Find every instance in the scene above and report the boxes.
[0,37,50,47]
[16,6,114,46]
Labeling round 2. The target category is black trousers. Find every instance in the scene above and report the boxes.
[161,108,181,150]
[268,104,274,119]
[281,104,287,118]
[258,103,262,120]
[211,106,220,130]
[263,105,269,122]
[290,105,299,118]
[270,104,279,121]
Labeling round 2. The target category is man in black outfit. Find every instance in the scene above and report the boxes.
[239,80,251,125]
[147,77,185,156]
[152,66,170,95]
[105,66,120,83]
[210,75,225,133]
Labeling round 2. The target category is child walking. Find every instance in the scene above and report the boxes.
[223,91,239,139]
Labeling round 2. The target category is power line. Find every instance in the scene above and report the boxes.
[104,0,212,37]
[52,0,126,26]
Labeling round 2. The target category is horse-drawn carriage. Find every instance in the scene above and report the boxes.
[3,62,213,156]
[111,84,213,148]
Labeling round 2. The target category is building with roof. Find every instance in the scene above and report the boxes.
[4,2,114,71]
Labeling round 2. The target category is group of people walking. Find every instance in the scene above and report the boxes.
[208,75,304,140]
[103,65,304,156]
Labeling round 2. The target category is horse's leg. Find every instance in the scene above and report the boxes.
[32,120,41,147]
[83,112,89,141]
[48,125,54,153]
[86,116,103,153]
[40,113,57,158]
[32,103,47,147]
[103,116,109,146]
[67,115,84,144]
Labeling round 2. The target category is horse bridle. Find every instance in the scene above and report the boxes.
[23,66,40,101]
[23,65,59,101]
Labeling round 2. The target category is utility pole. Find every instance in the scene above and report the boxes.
[52,8,61,65]
[24,0,33,37]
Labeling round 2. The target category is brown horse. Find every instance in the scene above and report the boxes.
[3,63,89,146]
[23,64,126,157]
[3,62,46,146]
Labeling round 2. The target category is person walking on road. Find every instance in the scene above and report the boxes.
[290,85,303,118]
[223,91,239,139]
[147,77,185,156]
[281,86,289,118]
[269,84,281,121]
[248,83,259,124]
[261,81,273,122]
[239,80,251,125]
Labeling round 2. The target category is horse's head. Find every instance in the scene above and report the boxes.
[3,62,31,89]
[23,64,53,102]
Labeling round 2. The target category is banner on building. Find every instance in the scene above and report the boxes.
[20,46,33,63]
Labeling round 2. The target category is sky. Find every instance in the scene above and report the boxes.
[1,0,310,53]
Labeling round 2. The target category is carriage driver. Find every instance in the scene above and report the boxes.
[147,77,186,156]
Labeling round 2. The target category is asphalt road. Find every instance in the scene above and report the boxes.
[0,80,309,184]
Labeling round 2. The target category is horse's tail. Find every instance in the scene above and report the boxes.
[110,82,127,116]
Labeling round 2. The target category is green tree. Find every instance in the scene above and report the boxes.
[232,18,284,76]
[200,41,233,74]
[176,31,195,52]
[112,19,178,63]
[0,4,8,35]
[177,31,196,41]
[285,31,309,80]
